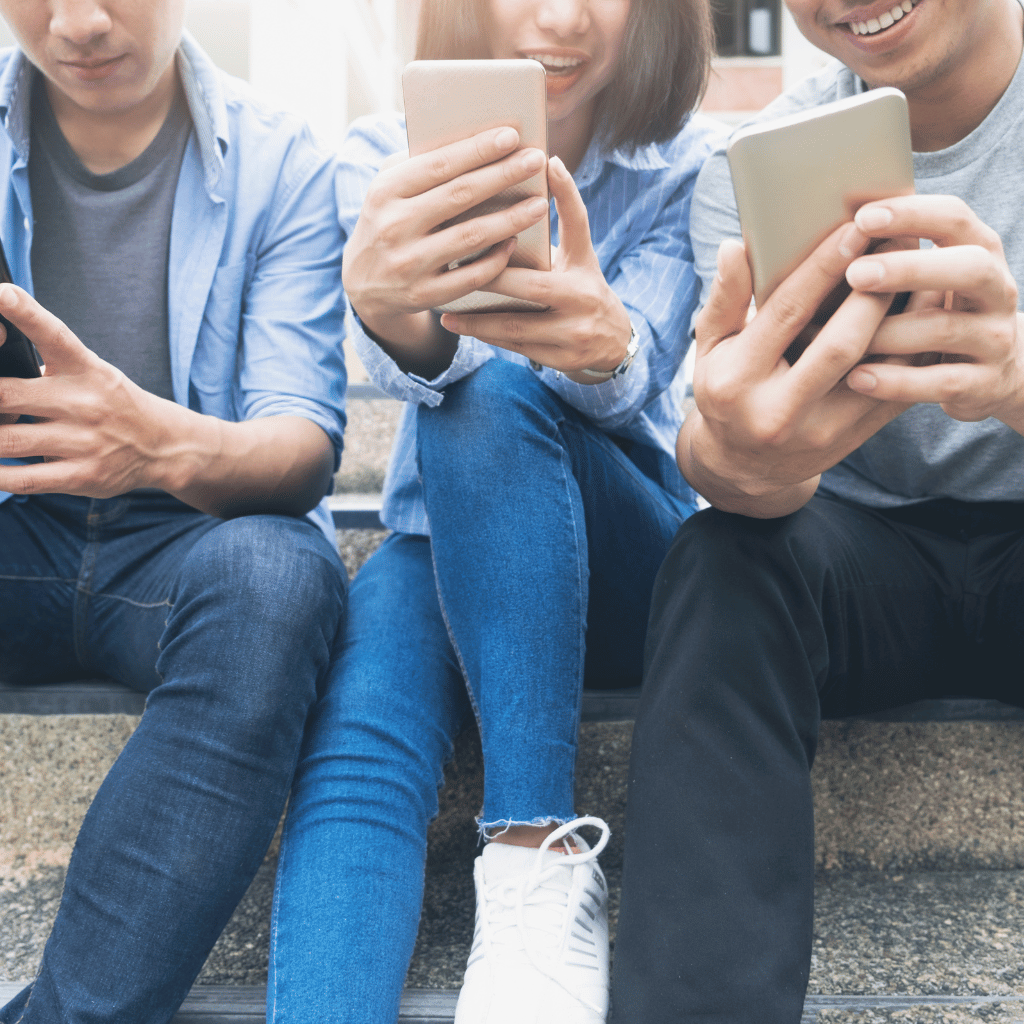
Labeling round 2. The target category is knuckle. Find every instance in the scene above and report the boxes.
[501,314,524,343]
[447,178,475,209]
[459,220,487,253]
[769,292,812,335]
[429,151,455,183]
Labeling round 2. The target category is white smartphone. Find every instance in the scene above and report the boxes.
[727,87,915,308]
[402,59,550,315]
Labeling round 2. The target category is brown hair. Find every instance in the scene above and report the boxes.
[415,0,714,153]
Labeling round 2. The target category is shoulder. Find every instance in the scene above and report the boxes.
[218,73,336,188]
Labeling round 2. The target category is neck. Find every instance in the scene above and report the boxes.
[45,61,179,175]
[548,96,596,174]
[905,0,1023,151]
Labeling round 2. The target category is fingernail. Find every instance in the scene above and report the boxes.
[848,367,877,391]
[838,223,866,259]
[855,206,893,231]
[847,260,885,289]
[440,313,457,330]
[521,149,545,172]
[549,155,567,175]
[495,127,518,150]
[527,197,549,217]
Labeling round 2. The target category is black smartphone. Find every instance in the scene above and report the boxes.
[0,236,40,378]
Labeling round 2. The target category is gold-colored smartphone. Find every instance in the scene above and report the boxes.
[402,59,550,315]
[727,88,915,309]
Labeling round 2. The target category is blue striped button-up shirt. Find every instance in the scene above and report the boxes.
[338,112,723,535]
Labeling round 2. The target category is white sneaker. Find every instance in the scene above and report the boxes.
[454,816,611,1024]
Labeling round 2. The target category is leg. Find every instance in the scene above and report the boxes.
[611,496,972,1024]
[0,494,91,683]
[2,499,346,1024]
[417,361,694,1023]
[269,533,471,1024]
[417,358,694,832]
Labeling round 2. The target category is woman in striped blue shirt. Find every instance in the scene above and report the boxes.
[271,0,721,1020]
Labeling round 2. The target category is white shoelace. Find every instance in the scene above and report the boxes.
[481,817,611,1014]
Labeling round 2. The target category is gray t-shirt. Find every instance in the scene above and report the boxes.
[690,55,1024,507]
[29,74,192,403]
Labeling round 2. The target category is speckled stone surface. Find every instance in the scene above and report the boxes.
[813,721,1024,873]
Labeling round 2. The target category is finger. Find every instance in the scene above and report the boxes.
[417,237,521,311]
[392,126,522,198]
[845,358,985,406]
[0,420,78,461]
[423,192,548,272]
[0,458,81,496]
[379,149,409,172]
[411,146,546,234]
[0,375,70,419]
[854,195,1004,254]
[867,307,1008,361]
[0,284,90,374]
[464,263,573,309]
[547,156,594,267]
[439,308,560,347]
[847,244,1017,315]
[783,286,893,405]
[693,239,753,358]
[739,221,873,374]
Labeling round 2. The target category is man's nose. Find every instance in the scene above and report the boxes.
[49,0,114,46]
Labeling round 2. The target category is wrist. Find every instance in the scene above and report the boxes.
[569,321,639,385]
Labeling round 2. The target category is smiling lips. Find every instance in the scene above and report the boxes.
[523,52,587,95]
[847,0,917,35]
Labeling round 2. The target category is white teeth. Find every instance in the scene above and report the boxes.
[849,0,915,35]
[524,53,584,69]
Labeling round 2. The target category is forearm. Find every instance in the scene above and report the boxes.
[676,412,819,519]
[354,305,460,381]
[153,403,334,519]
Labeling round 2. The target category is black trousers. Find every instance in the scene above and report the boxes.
[610,495,1024,1024]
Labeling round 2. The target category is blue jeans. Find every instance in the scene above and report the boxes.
[0,491,346,1024]
[269,360,695,1023]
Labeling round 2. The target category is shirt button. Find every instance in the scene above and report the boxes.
[23,217,29,230]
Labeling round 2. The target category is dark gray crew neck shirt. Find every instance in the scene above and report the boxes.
[29,74,192,402]
[690,45,1024,506]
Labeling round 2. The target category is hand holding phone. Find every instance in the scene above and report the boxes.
[402,59,550,315]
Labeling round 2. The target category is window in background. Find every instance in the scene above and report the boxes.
[713,0,781,57]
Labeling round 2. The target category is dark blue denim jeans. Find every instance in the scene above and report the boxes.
[0,491,346,1024]
[269,361,697,1023]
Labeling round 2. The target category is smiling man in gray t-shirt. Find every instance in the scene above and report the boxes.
[611,0,1024,1021]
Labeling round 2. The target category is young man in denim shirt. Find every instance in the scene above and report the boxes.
[0,2,347,1021]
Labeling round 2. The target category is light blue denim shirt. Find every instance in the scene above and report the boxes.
[0,34,347,542]
[339,112,724,535]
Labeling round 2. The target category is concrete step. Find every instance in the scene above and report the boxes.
[5,715,1024,1009]
[5,869,1024,1021]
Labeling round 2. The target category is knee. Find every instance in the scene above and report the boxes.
[167,516,347,706]
[417,360,553,467]
[178,516,345,619]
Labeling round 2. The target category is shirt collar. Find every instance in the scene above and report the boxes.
[572,132,670,189]
[0,31,229,188]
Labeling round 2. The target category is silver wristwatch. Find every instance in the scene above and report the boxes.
[579,321,639,382]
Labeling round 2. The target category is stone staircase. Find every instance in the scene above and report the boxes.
[3,390,1024,1022]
